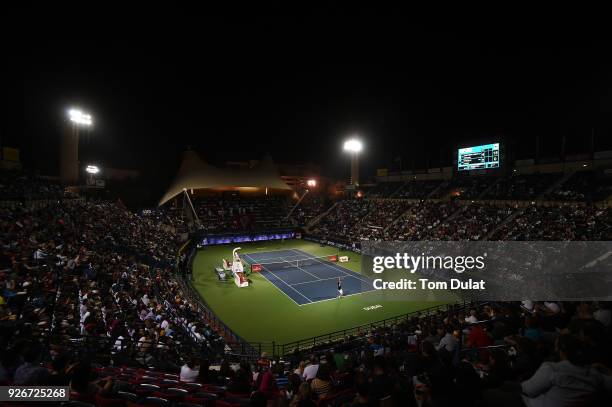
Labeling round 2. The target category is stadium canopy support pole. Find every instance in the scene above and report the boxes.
[285,189,309,221]
[183,189,201,227]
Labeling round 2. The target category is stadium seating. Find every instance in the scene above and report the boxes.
[395,179,444,199]
[187,195,292,232]
[1,168,612,406]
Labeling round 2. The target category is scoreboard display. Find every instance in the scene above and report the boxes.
[458,143,500,171]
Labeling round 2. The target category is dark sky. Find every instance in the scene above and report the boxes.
[3,8,612,190]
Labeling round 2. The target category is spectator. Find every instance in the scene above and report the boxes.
[180,357,199,382]
[14,343,48,385]
[310,363,333,398]
[522,335,612,407]
[289,382,316,407]
[302,355,319,381]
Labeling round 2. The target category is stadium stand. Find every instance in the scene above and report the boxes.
[431,176,497,200]
[189,195,292,232]
[546,170,612,202]
[292,194,327,227]
[364,182,404,199]
[1,169,612,406]
[482,173,562,200]
[395,179,444,200]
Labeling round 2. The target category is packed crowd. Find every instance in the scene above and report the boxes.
[482,173,561,200]
[311,198,612,243]
[432,177,497,200]
[386,201,458,241]
[369,170,612,202]
[396,180,443,200]
[352,200,414,240]
[428,203,515,241]
[312,199,377,242]
[273,300,612,407]
[0,174,233,394]
[292,195,326,227]
[2,168,612,406]
[0,170,76,201]
[5,298,608,407]
[546,171,612,202]
[489,204,611,241]
[168,195,293,233]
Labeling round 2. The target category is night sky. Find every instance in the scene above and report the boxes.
[3,8,612,194]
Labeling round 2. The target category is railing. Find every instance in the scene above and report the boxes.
[178,240,271,361]
[278,299,477,356]
[179,238,487,359]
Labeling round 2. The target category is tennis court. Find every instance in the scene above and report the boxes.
[241,248,375,305]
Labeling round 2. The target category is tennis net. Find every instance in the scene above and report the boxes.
[250,254,339,273]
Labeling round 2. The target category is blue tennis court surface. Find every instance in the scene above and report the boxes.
[241,249,375,305]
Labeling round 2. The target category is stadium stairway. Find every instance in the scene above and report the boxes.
[541,170,577,198]
[383,200,420,234]
[386,182,407,198]
[305,201,340,231]
[483,171,578,240]
[474,177,503,200]
[425,180,448,199]
[484,205,524,240]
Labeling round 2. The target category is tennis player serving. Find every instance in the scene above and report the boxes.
[337,277,343,298]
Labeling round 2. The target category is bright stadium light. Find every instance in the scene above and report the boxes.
[307,179,317,187]
[343,137,363,186]
[343,138,363,153]
[68,109,93,126]
[85,165,100,174]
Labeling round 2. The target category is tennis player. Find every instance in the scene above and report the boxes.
[337,277,343,298]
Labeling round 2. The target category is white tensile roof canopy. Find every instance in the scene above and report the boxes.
[158,150,291,206]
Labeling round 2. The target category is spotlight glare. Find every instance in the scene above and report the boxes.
[85,165,100,174]
[68,108,93,126]
[343,138,363,153]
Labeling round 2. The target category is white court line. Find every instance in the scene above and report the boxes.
[295,248,374,285]
[242,253,312,306]
[243,248,303,257]
[247,248,301,254]
[290,249,374,286]
[279,256,322,281]
[241,253,303,307]
[299,290,371,306]
[291,275,343,286]
[245,252,307,264]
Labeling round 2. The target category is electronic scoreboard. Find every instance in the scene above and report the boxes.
[457,143,500,171]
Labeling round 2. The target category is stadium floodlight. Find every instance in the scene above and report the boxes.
[85,165,100,174]
[68,109,93,126]
[343,137,363,186]
[307,179,317,187]
[343,138,363,153]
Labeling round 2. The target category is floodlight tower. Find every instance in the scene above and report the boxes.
[61,108,93,185]
[343,138,363,186]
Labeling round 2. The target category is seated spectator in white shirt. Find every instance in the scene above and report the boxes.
[302,356,319,381]
[437,327,458,353]
[180,358,200,382]
[465,309,479,324]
